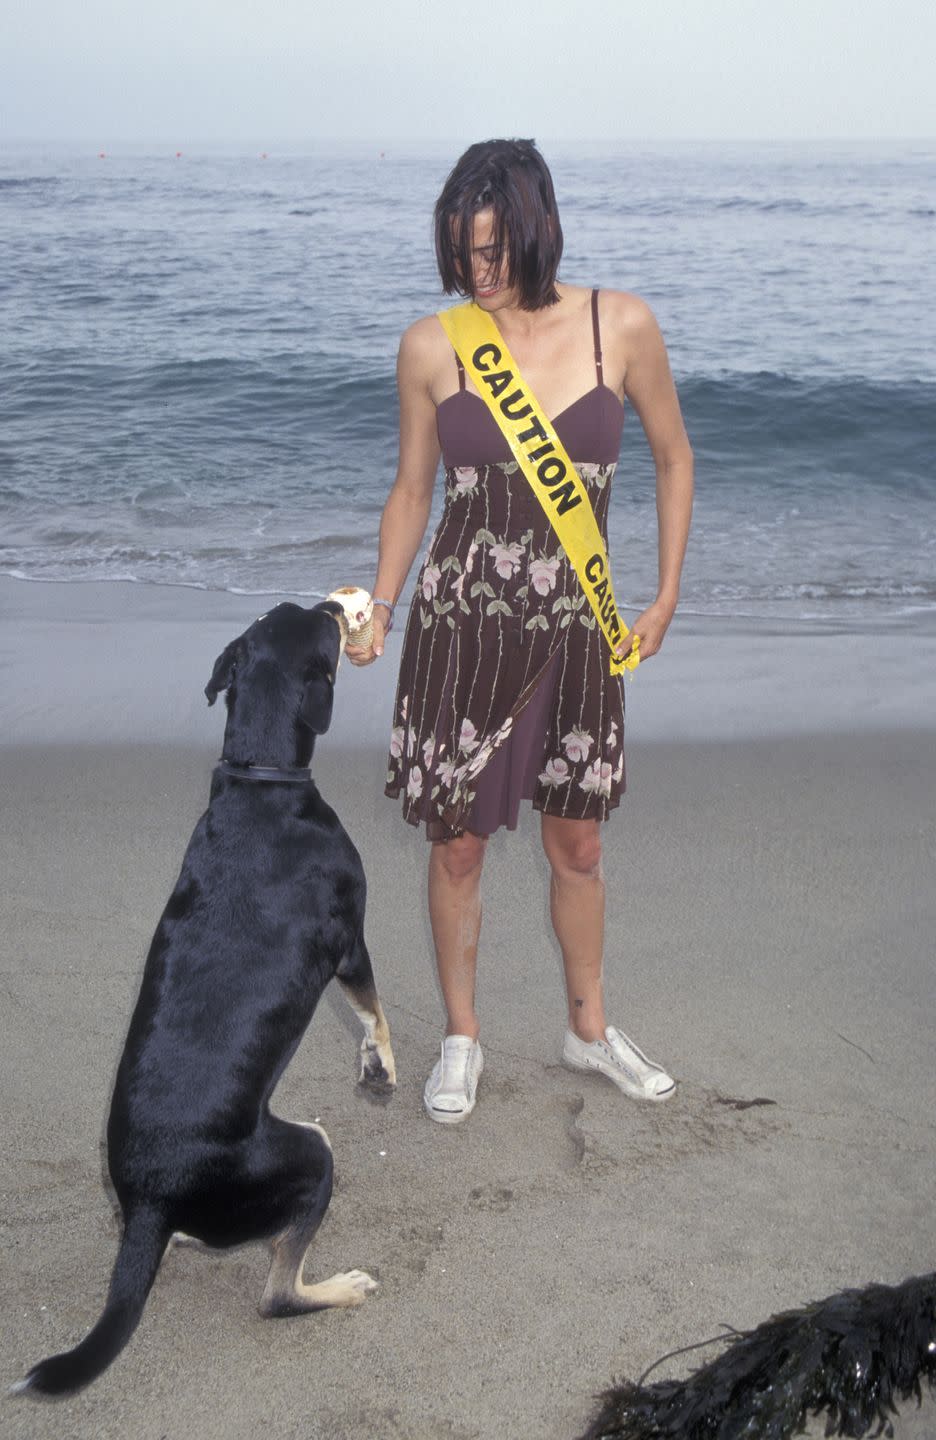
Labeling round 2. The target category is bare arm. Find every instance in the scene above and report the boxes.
[347,321,442,665]
[611,295,694,660]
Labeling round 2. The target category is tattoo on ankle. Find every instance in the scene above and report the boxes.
[574,998,583,1008]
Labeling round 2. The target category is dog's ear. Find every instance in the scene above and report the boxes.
[300,665,335,734]
[204,638,242,706]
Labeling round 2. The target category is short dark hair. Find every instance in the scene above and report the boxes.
[434,139,563,310]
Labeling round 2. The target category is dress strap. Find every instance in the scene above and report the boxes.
[455,351,466,390]
[591,288,604,387]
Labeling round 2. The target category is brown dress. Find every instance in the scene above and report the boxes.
[385,289,627,841]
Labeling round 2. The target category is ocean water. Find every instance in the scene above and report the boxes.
[1,139,934,622]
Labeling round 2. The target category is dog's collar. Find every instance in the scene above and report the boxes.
[217,760,312,785]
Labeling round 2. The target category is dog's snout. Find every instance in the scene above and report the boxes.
[319,601,347,629]
[318,602,349,655]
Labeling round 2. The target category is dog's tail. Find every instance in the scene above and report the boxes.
[12,1203,168,1399]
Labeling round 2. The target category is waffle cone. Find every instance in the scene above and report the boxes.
[347,615,374,648]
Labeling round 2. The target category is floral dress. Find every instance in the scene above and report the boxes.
[385,290,627,842]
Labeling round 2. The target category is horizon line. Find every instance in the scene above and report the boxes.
[3,134,935,148]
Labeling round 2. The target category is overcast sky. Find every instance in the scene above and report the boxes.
[3,0,934,143]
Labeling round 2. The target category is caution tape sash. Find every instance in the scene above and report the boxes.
[437,302,638,675]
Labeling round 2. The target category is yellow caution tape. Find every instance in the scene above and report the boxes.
[438,303,638,675]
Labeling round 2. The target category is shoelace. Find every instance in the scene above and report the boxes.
[606,1029,657,1075]
[439,1043,473,1093]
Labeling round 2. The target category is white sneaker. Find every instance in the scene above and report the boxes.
[423,1035,483,1124]
[562,1025,676,1102]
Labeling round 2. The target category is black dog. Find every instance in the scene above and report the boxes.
[16,601,395,1398]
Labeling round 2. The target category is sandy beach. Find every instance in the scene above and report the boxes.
[2,576,935,1440]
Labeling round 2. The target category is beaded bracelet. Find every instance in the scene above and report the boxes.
[371,597,395,633]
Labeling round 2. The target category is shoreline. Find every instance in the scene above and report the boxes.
[2,574,935,750]
[5,569,935,630]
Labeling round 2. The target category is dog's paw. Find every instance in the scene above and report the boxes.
[330,1269,379,1306]
[260,1267,379,1317]
[358,1042,397,1095]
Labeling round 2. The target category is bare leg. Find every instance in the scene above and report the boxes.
[541,814,607,1042]
[427,831,488,1039]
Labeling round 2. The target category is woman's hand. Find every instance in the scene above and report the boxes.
[617,597,676,663]
[345,607,390,667]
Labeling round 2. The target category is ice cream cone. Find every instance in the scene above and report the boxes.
[326,586,374,648]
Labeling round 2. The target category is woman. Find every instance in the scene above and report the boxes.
[348,139,693,1124]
